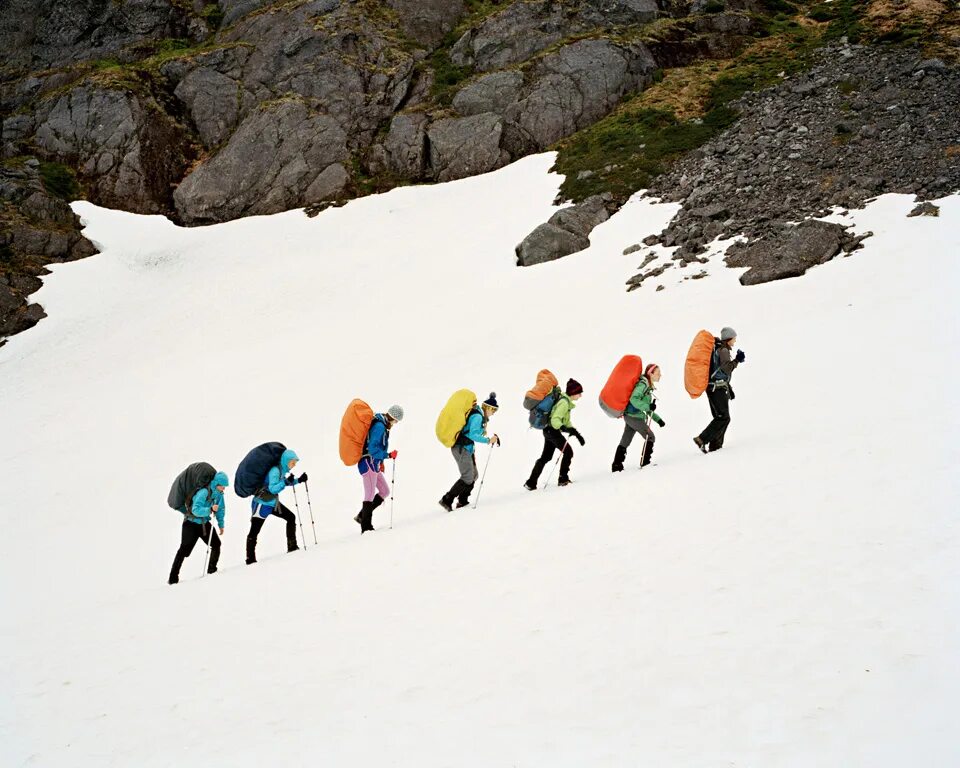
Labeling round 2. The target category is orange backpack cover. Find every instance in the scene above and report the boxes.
[525,369,559,402]
[599,355,644,413]
[339,399,375,466]
[685,330,715,398]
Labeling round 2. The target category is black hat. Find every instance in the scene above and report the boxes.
[565,379,583,396]
[483,392,499,409]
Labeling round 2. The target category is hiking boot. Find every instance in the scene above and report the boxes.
[168,575,179,585]
[641,440,654,468]
[207,567,217,575]
[524,480,537,491]
[439,498,453,512]
[245,556,256,565]
[612,445,627,472]
[693,436,708,454]
[287,542,300,553]
[557,476,572,487]
[455,499,470,509]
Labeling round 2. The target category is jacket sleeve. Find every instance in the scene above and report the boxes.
[464,412,489,444]
[266,467,286,495]
[550,398,570,430]
[367,421,389,463]
[718,346,739,376]
[213,491,226,529]
[191,488,211,520]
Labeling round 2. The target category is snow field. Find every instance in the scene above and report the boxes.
[1,154,958,766]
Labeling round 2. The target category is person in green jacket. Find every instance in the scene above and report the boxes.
[525,378,585,489]
[612,364,665,472]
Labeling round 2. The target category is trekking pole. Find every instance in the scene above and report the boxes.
[639,414,652,471]
[304,481,318,545]
[291,485,307,550]
[389,459,396,529]
[201,520,212,578]
[472,444,495,510]
[542,438,570,490]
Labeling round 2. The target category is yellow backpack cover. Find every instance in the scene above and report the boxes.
[435,389,477,448]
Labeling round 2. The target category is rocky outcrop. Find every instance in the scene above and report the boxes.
[0,158,96,343]
[386,0,466,47]
[635,45,960,283]
[174,99,350,223]
[516,194,615,266]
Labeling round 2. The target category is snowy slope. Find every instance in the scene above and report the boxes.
[1,154,958,767]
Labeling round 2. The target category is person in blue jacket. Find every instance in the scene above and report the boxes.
[169,471,229,585]
[354,405,403,533]
[246,448,307,564]
[439,392,500,511]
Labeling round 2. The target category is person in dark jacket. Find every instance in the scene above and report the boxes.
[694,327,745,453]
[355,404,403,533]
[612,364,665,471]
[169,471,228,585]
[246,448,307,564]
[440,392,500,511]
[525,378,585,489]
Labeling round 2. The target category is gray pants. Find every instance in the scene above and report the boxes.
[620,414,654,448]
[452,445,478,484]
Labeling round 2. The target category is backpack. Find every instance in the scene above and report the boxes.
[523,369,560,430]
[599,355,644,418]
[684,329,715,398]
[167,462,216,511]
[234,442,286,498]
[339,399,375,466]
[436,389,477,447]
[455,405,487,446]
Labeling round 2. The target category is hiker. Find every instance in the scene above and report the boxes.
[439,392,500,511]
[525,379,585,489]
[169,471,228,585]
[355,405,403,533]
[613,363,666,471]
[694,327,745,453]
[246,448,307,564]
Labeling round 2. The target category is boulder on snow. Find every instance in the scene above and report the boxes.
[724,220,849,285]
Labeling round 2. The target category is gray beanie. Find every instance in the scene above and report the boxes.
[387,404,404,422]
[720,327,737,341]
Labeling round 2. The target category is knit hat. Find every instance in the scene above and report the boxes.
[720,327,737,341]
[565,378,583,396]
[387,404,404,422]
[644,363,660,378]
[482,392,498,410]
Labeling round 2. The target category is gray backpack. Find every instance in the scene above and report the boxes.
[167,462,216,511]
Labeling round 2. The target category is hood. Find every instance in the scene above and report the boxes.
[211,471,229,490]
[280,448,299,471]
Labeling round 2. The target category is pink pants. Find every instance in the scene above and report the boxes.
[361,466,390,502]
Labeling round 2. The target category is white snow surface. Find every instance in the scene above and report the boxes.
[1,153,958,766]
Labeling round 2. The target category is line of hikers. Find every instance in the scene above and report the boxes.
[166,327,744,584]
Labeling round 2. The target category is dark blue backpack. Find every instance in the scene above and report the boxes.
[528,387,561,430]
[235,442,286,498]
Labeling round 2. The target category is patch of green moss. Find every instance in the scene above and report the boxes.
[808,0,869,43]
[201,2,225,29]
[39,162,81,201]
[428,48,473,105]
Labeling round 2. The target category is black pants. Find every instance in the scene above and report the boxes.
[170,520,220,582]
[527,426,573,485]
[698,385,731,451]
[247,502,297,560]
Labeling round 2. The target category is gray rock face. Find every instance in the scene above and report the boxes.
[507,40,656,148]
[174,99,350,224]
[427,113,510,183]
[386,0,465,46]
[452,72,525,117]
[516,195,614,266]
[382,113,429,179]
[0,158,97,343]
[725,221,848,285]
[174,68,242,149]
[32,85,193,213]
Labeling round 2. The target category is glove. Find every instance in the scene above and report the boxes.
[388,450,398,460]
[297,472,308,484]
[284,473,296,486]
[729,387,736,401]
[570,429,585,446]
[490,434,501,447]
[658,419,666,428]
[650,400,657,412]
[735,349,745,363]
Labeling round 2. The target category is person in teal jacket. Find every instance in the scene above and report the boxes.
[612,363,665,472]
[169,471,228,584]
[525,379,585,490]
[247,448,306,564]
[440,392,500,511]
